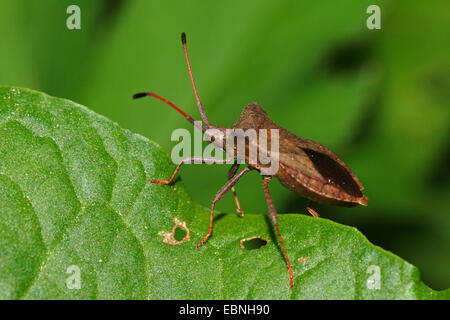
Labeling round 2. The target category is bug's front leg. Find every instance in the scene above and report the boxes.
[197,167,251,248]
[228,160,244,217]
[262,176,294,288]
[151,157,231,185]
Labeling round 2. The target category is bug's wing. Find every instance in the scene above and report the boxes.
[277,130,368,206]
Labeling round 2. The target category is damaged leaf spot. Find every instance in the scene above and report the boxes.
[240,236,268,250]
[174,226,187,241]
[298,257,309,264]
[158,217,190,245]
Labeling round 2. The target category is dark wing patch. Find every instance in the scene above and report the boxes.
[302,148,362,197]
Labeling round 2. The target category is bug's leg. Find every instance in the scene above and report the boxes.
[151,157,231,185]
[306,200,320,218]
[197,167,251,248]
[228,161,244,217]
[262,176,294,288]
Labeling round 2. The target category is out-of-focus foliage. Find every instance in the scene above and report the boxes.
[0,0,448,289]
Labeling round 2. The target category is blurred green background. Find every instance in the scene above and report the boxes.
[1,0,449,290]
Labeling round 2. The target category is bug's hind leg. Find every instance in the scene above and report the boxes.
[306,200,320,218]
[262,176,294,288]
[228,160,244,217]
[197,167,251,248]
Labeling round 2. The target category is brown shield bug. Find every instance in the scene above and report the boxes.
[133,32,368,288]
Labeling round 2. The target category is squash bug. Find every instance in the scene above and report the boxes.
[133,32,368,288]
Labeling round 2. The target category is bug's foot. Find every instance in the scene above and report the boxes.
[307,207,319,218]
[289,271,294,288]
[150,179,171,185]
[196,234,211,248]
[287,259,295,288]
[306,201,320,218]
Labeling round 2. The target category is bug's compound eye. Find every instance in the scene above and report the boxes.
[240,236,268,251]
[204,127,225,146]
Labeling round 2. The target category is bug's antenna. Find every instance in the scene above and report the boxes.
[132,92,206,132]
[181,32,211,128]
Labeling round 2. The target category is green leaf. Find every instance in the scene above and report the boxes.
[0,86,448,299]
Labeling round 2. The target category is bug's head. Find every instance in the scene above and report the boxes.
[203,125,227,150]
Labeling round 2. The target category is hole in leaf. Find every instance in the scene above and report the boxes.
[298,257,308,264]
[174,227,187,242]
[158,217,190,245]
[240,236,268,250]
